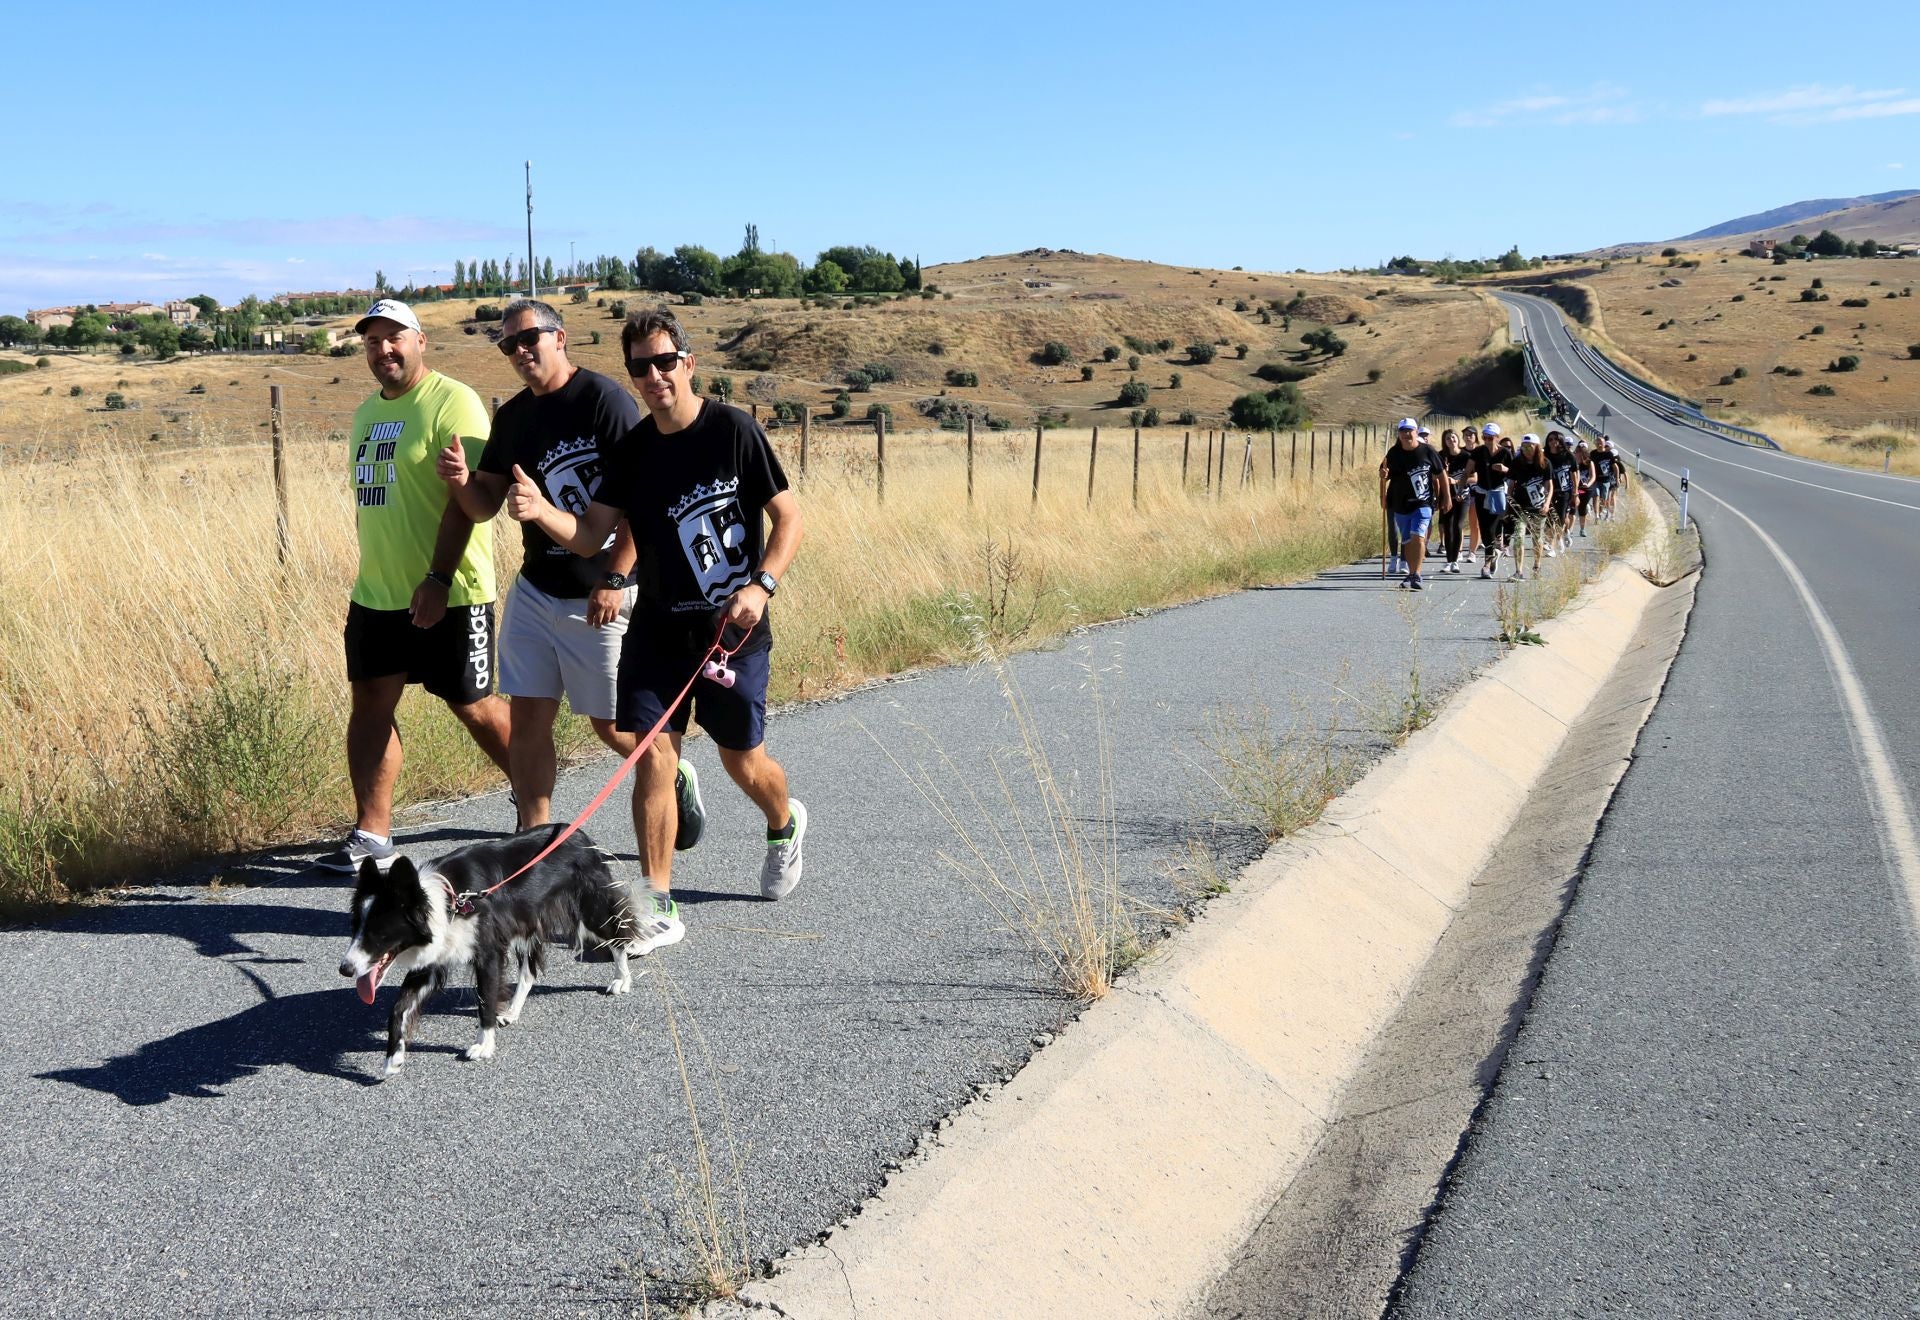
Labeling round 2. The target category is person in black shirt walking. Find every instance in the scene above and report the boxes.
[1379,417,1452,591]
[506,310,806,954]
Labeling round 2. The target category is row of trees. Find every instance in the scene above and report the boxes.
[398,228,922,304]
[1777,230,1889,260]
[1385,246,1540,280]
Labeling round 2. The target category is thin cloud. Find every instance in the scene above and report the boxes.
[1452,84,1638,129]
[5,212,519,249]
[1700,84,1918,123]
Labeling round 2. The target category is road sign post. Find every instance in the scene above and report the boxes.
[1679,469,1690,532]
[1635,447,1644,476]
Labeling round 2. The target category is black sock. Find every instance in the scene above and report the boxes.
[768,818,795,842]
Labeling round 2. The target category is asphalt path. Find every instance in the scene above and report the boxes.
[2,537,1522,1316]
[1391,293,1920,1316]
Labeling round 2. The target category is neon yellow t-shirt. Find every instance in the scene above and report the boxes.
[348,371,495,610]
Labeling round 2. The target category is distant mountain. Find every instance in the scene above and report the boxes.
[1740,193,1920,245]
[1678,191,1920,241]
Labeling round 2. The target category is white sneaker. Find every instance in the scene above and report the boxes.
[761,799,808,900]
[1546,544,1558,558]
[318,828,394,874]
[627,891,685,955]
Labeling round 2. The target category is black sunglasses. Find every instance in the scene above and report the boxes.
[626,350,689,377]
[497,326,556,356]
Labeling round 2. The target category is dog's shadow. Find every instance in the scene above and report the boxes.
[36,982,403,1105]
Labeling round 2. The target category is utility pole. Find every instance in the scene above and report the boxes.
[524,161,536,298]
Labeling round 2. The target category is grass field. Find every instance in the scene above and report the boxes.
[0,413,1389,909]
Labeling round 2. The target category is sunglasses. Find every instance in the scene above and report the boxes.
[497,327,556,356]
[626,350,689,377]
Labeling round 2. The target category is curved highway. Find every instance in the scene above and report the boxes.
[1391,292,1920,1316]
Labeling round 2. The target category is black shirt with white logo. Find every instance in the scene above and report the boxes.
[1592,448,1619,484]
[1549,451,1575,500]
[1470,443,1509,495]
[600,400,789,654]
[1383,442,1446,514]
[479,368,641,598]
[1509,456,1552,514]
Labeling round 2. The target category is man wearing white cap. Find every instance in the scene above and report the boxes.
[319,298,512,872]
[1379,417,1451,591]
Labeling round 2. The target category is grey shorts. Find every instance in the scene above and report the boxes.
[498,577,635,719]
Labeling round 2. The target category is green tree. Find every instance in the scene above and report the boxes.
[65,312,110,348]
[1859,238,1881,258]
[1807,229,1848,257]
[663,245,723,295]
[374,270,390,293]
[631,246,667,290]
[1118,379,1150,406]
[178,324,212,354]
[0,315,39,347]
[453,259,467,295]
[853,255,905,292]
[1187,342,1217,364]
[1497,245,1528,272]
[303,329,331,355]
[187,294,221,319]
[806,259,849,295]
[134,316,181,359]
[540,256,556,288]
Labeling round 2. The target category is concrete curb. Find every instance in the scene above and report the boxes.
[729,540,1665,1320]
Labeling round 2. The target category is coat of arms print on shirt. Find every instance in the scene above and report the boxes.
[669,477,751,604]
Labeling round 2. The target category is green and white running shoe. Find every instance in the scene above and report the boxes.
[761,800,808,900]
[674,760,706,852]
[628,891,685,955]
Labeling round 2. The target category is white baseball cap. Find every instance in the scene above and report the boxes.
[1395,417,1418,431]
[354,298,422,334]
[1418,426,1432,437]
[1519,433,1541,448]
[1481,423,1502,438]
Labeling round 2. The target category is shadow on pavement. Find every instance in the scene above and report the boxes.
[36,986,388,1104]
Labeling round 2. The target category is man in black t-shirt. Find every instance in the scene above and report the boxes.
[438,299,703,840]
[1379,417,1451,591]
[1592,435,1624,521]
[506,309,806,954]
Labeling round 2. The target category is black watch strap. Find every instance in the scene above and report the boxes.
[753,570,778,596]
[601,571,629,590]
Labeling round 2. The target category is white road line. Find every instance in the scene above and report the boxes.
[1639,459,1920,945]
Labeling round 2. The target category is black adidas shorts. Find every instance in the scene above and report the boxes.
[344,601,496,706]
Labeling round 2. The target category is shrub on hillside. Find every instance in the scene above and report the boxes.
[1036,340,1073,366]
[945,368,979,387]
[1235,343,1249,359]
[1141,406,1160,427]
[927,340,944,355]
[861,362,896,383]
[1127,354,1140,372]
[1301,328,1347,357]
[1080,365,1095,381]
[709,374,733,400]
[1102,346,1120,362]
[1908,344,1920,359]
[1118,379,1150,407]
[1254,361,1312,384]
[1187,342,1217,364]
[1828,355,1861,373]
[843,370,873,392]
[866,402,891,421]
[830,392,851,418]
[104,391,128,410]
[1177,409,1198,426]
[1840,298,1869,308]
[475,304,503,321]
[1807,383,1837,396]
[1229,384,1308,430]
[1169,372,1183,389]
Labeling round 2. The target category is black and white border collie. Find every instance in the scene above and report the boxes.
[338,826,641,1076]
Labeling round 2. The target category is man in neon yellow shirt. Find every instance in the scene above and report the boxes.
[319,299,512,872]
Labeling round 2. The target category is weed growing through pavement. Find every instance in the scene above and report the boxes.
[1380,592,1439,743]
[865,641,1140,1002]
[640,965,755,1306]
[1201,695,1364,841]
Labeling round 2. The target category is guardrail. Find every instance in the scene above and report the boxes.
[1505,293,1781,452]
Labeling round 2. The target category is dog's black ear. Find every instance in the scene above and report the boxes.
[387,856,418,885]
[356,856,383,887]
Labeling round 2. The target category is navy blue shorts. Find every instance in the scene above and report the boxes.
[616,633,770,751]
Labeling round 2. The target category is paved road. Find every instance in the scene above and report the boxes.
[3,538,1525,1317]
[1391,294,1920,1316]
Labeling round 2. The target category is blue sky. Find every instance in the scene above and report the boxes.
[5,0,1916,313]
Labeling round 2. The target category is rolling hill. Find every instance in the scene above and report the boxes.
[1677,190,1919,241]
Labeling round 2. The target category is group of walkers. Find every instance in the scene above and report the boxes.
[1379,417,1628,591]
[322,296,808,955]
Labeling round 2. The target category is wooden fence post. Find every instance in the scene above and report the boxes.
[270,385,289,565]
[1291,431,1298,482]
[965,414,975,506]
[1087,425,1099,507]
[1217,428,1227,498]
[875,411,886,502]
[1241,433,1253,487]
[1132,427,1141,508]
[1204,431,1214,491]
[751,402,759,422]
[1031,420,1043,507]
[1182,430,1191,486]
[800,407,810,479]
[1309,428,1316,481]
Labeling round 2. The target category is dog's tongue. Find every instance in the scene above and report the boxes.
[355,965,382,1005]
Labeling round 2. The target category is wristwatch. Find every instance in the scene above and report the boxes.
[600,570,629,590]
[752,569,778,597]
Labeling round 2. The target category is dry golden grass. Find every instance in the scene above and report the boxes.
[1565,252,1920,433]
[0,413,1380,906]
